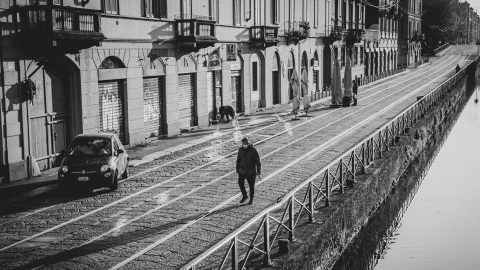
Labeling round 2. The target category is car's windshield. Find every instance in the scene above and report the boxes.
[67,137,112,157]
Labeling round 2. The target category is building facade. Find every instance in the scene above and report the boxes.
[328,0,366,84]
[363,0,400,79]
[398,0,422,67]
[3,0,367,182]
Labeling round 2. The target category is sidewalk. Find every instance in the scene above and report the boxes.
[0,66,413,194]
[0,96,325,194]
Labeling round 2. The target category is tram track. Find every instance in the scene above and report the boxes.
[0,54,460,256]
[0,53,456,230]
[0,53,464,268]
[106,54,467,270]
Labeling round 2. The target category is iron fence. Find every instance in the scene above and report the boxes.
[182,55,478,270]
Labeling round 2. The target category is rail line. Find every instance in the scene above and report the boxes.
[181,54,479,270]
[9,54,464,270]
[108,54,466,270]
[0,55,453,231]
[0,54,460,255]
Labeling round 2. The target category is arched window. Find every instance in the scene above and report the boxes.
[99,56,126,69]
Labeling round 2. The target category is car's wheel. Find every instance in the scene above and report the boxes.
[121,167,129,179]
[109,172,118,191]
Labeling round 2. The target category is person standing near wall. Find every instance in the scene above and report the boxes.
[353,80,358,106]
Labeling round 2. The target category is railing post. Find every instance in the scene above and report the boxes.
[288,198,295,241]
[385,126,389,150]
[361,144,366,173]
[325,169,330,207]
[232,237,238,270]
[263,216,272,266]
[339,160,344,194]
[370,138,374,163]
[378,131,383,158]
[60,8,65,31]
[308,182,314,222]
[350,151,356,186]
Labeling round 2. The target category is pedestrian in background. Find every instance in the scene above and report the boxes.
[352,80,358,106]
[236,138,261,205]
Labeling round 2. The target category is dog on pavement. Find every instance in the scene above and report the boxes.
[219,105,235,122]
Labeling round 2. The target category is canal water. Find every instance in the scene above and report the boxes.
[332,89,480,270]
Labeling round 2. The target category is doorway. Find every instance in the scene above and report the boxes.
[28,68,69,170]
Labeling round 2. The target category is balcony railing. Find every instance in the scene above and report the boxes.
[0,4,104,53]
[286,21,309,44]
[327,25,343,43]
[174,14,216,49]
[250,25,279,47]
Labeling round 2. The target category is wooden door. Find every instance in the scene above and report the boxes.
[29,69,69,170]
[231,75,243,113]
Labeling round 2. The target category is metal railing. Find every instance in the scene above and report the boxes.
[434,43,450,55]
[174,15,216,38]
[286,20,309,37]
[250,25,279,43]
[0,4,101,36]
[173,14,216,21]
[182,54,478,270]
[361,65,408,86]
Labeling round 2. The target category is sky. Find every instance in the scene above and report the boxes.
[468,0,480,12]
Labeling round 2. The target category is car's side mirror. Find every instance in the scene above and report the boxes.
[116,149,124,155]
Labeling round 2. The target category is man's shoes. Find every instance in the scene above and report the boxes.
[240,196,248,203]
[248,199,253,205]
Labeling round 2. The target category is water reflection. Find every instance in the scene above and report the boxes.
[333,90,480,270]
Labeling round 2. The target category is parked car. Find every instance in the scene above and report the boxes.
[58,133,129,191]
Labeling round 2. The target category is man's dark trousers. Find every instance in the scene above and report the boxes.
[238,174,256,199]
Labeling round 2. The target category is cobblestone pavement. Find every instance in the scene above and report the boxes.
[0,45,478,270]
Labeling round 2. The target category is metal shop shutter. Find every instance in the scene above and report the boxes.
[99,80,126,143]
[143,76,165,138]
[178,74,196,128]
[207,71,215,117]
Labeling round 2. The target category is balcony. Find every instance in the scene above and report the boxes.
[0,4,104,54]
[286,21,309,44]
[345,29,365,47]
[410,31,424,42]
[250,25,279,47]
[174,15,217,49]
[327,25,343,44]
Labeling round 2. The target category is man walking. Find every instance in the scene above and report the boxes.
[236,138,261,205]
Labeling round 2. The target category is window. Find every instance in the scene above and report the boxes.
[289,0,294,23]
[245,0,251,21]
[209,0,216,21]
[360,46,364,65]
[181,0,192,18]
[349,1,353,29]
[102,0,119,15]
[335,0,339,25]
[342,0,346,28]
[143,0,167,18]
[303,0,307,21]
[314,0,318,28]
[355,2,359,28]
[272,0,279,25]
[234,0,241,25]
[252,62,258,91]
